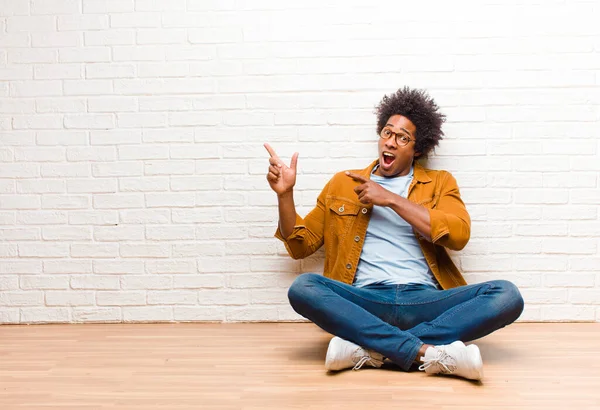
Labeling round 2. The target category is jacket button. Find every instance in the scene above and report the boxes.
[339,206,345,212]
[346,263,352,269]
[361,208,368,214]
[354,236,360,242]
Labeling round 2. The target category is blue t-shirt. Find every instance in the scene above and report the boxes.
[353,166,437,288]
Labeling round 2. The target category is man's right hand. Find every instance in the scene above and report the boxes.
[264,143,299,197]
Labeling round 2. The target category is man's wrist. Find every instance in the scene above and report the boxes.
[277,190,294,200]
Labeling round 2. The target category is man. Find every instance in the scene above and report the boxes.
[264,87,523,381]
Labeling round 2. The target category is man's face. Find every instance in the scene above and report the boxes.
[374,115,418,178]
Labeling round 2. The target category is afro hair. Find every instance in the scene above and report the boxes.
[375,87,445,159]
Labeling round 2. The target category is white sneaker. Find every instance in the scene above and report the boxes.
[419,341,483,381]
[325,336,385,371]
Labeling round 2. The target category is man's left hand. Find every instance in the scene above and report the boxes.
[346,172,394,206]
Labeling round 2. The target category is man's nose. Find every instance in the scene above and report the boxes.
[384,136,397,149]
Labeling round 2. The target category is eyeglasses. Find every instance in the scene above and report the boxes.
[379,128,415,147]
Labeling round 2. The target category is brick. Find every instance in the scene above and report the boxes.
[121,275,172,290]
[146,260,195,274]
[0,228,41,241]
[13,115,63,130]
[86,63,135,79]
[71,275,120,290]
[540,306,595,322]
[0,291,43,306]
[173,275,224,289]
[227,306,279,322]
[172,243,223,258]
[37,131,87,146]
[145,193,195,208]
[46,291,95,306]
[60,47,111,63]
[43,227,91,241]
[0,164,40,178]
[83,0,134,13]
[199,257,248,274]
[94,226,144,241]
[84,30,135,46]
[71,243,119,258]
[0,245,18,258]
[89,97,137,113]
[93,260,144,275]
[42,195,89,209]
[69,211,118,225]
[120,243,170,258]
[72,308,121,323]
[0,0,30,15]
[6,16,55,32]
[20,276,69,290]
[18,243,69,258]
[91,130,142,145]
[174,307,224,322]
[198,289,249,306]
[143,129,194,143]
[67,147,117,162]
[93,194,144,209]
[0,276,19,290]
[119,177,169,192]
[32,32,80,48]
[144,160,195,176]
[37,98,86,113]
[171,176,221,191]
[118,145,168,160]
[10,81,62,97]
[0,261,42,274]
[21,307,70,323]
[97,291,145,306]
[119,209,169,224]
[146,226,195,241]
[147,290,196,305]
[44,260,92,274]
[196,192,244,207]
[92,162,143,177]
[117,113,167,128]
[123,307,172,322]
[58,15,109,31]
[172,208,222,223]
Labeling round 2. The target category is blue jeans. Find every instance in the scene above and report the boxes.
[288,273,524,371]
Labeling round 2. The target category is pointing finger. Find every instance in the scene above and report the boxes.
[345,171,368,183]
[264,143,280,160]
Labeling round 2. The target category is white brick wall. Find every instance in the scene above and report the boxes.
[1,0,599,324]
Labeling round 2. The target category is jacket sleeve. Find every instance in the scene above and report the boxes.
[274,180,329,259]
[428,172,471,251]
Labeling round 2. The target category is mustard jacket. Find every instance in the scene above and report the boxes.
[275,160,471,290]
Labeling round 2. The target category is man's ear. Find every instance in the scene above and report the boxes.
[414,152,422,158]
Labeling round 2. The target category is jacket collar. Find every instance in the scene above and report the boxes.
[364,160,432,183]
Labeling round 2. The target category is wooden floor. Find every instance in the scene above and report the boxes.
[1,323,599,409]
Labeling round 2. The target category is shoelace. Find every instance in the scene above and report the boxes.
[351,349,382,371]
[418,348,457,374]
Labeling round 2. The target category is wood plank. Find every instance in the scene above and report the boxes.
[0,323,599,409]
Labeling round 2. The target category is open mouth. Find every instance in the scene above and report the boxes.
[382,152,396,168]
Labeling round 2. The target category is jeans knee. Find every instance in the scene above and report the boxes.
[287,273,322,310]
[493,280,524,322]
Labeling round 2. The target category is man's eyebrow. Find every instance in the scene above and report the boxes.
[385,124,412,136]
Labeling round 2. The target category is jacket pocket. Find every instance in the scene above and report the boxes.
[328,199,360,239]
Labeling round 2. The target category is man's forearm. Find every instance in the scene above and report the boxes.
[277,191,297,239]
[387,194,432,241]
